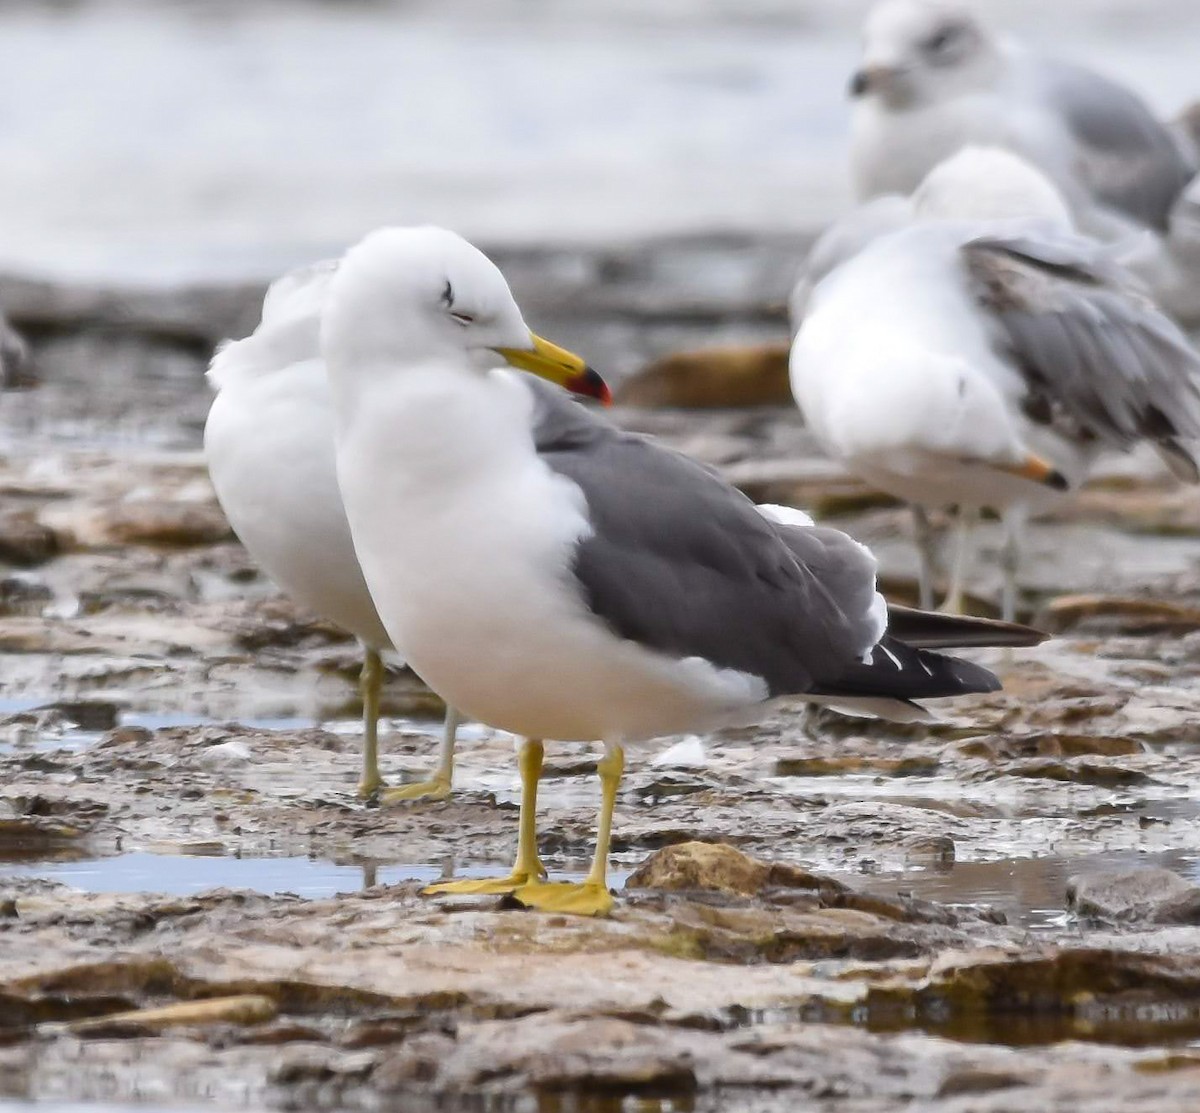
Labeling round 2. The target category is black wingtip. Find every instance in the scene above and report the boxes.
[1045,468,1070,492]
[814,636,1005,704]
[885,604,1049,649]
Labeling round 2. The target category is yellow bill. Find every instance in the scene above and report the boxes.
[493,333,612,405]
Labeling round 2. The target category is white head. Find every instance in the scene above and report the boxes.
[912,147,1073,224]
[851,0,1001,109]
[321,225,608,400]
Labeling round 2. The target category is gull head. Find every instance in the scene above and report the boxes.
[322,225,609,402]
[851,1,1000,109]
[913,147,1073,225]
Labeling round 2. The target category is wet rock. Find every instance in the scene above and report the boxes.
[0,508,57,566]
[1041,594,1200,635]
[91,502,234,549]
[0,816,87,854]
[936,1066,1032,1096]
[0,575,52,616]
[64,994,277,1037]
[193,739,253,771]
[269,1046,377,1085]
[34,700,122,731]
[616,343,791,408]
[1068,869,1200,925]
[774,754,940,777]
[1000,758,1151,787]
[959,733,1143,760]
[903,836,956,867]
[627,842,772,896]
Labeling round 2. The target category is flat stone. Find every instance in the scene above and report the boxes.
[1068,869,1200,925]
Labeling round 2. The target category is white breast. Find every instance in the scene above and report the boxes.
[333,369,767,744]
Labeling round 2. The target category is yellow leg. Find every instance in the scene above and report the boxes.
[423,738,547,896]
[513,743,624,917]
[356,647,385,798]
[379,705,459,803]
[939,508,976,616]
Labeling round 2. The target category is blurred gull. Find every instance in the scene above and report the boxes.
[849,0,1200,320]
[790,148,1200,619]
[204,259,463,803]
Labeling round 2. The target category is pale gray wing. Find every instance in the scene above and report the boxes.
[1036,58,1195,230]
[962,230,1200,478]
[524,378,999,702]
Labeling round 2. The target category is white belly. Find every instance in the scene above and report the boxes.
[334,370,767,744]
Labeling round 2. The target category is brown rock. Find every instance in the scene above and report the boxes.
[626,841,770,896]
[0,509,58,566]
[1041,594,1200,635]
[774,755,940,777]
[100,502,235,548]
[616,343,791,408]
[959,733,1143,760]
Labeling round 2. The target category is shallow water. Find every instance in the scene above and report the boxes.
[0,849,633,898]
[850,849,1200,932]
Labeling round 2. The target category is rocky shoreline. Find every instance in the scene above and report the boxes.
[4,235,1200,1110]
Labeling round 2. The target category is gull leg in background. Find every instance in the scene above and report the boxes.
[357,645,384,798]
[999,506,1027,623]
[941,508,978,615]
[423,738,547,894]
[514,742,624,917]
[380,704,461,803]
[911,504,938,610]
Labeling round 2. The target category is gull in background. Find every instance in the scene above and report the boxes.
[790,147,1200,619]
[323,224,1043,917]
[848,0,1200,321]
[204,259,467,802]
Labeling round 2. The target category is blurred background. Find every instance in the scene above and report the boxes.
[3,0,1199,285]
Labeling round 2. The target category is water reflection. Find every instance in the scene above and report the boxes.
[0,850,631,899]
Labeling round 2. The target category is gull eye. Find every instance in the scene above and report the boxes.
[440,279,473,324]
[924,24,962,55]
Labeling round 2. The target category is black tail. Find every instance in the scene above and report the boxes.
[885,604,1048,649]
[812,634,1001,703]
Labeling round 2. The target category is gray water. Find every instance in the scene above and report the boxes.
[3,0,1199,283]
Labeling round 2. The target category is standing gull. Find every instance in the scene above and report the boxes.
[323,225,1044,917]
[790,147,1200,619]
[204,260,470,801]
[849,0,1196,236]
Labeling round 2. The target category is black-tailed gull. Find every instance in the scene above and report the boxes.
[323,225,1045,917]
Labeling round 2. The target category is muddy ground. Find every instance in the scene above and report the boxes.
[4,237,1200,1111]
